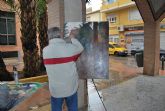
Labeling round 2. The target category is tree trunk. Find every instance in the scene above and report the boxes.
[19,0,40,77]
[38,4,48,72]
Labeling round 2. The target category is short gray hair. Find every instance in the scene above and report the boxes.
[48,27,61,40]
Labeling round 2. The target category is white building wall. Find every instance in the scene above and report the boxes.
[86,11,101,22]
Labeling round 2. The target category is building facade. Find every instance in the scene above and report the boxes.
[0,1,23,71]
[86,7,101,22]
[101,0,165,51]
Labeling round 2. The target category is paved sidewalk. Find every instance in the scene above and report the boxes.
[102,75,165,111]
[29,75,165,111]
[10,56,165,111]
[28,80,105,111]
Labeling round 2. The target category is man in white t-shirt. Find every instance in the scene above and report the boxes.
[43,27,84,111]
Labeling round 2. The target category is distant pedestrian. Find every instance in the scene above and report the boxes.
[43,27,84,111]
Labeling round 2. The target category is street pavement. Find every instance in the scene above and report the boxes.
[27,55,143,111]
[88,56,165,111]
[9,56,165,111]
[101,75,165,111]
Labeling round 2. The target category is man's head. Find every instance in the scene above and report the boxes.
[48,27,61,40]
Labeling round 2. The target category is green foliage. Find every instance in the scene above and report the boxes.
[5,0,47,21]
[36,0,47,18]
[5,0,13,5]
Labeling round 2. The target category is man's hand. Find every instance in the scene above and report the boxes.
[69,28,79,39]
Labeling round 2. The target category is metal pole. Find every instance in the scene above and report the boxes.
[13,65,19,86]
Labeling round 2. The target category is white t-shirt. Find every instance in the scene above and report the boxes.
[43,38,84,98]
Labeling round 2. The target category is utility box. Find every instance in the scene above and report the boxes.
[135,52,143,67]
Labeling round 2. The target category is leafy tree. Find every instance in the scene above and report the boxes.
[5,0,48,76]
[19,0,40,77]
[4,0,90,77]
[36,0,48,72]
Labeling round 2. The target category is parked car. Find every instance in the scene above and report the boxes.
[131,48,143,55]
[109,42,128,56]
[132,48,165,59]
[160,49,165,59]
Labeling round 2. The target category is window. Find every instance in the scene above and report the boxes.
[114,37,119,43]
[109,37,113,42]
[129,8,142,20]
[0,11,16,45]
[113,44,121,48]
[107,15,117,23]
[109,35,119,43]
[132,38,144,43]
[108,0,116,4]
[103,0,116,4]
[109,44,114,48]
[1,51,18,58]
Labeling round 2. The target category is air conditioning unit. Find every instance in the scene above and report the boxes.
[118,25,124,31]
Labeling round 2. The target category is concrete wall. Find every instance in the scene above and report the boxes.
[64,0,87,108]
[64,0,82,22]
[47,0,87,109]
[47,0,61,28]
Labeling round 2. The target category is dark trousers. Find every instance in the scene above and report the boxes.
[51,92,78,111]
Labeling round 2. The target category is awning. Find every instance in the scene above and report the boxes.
[125,31,144,36]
